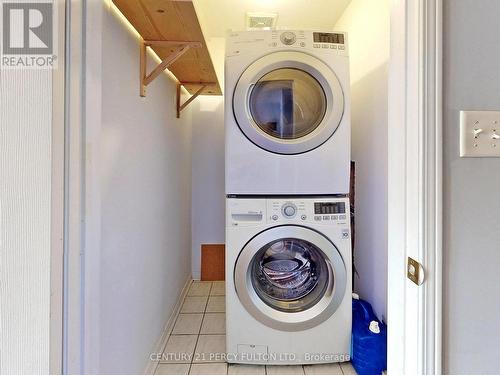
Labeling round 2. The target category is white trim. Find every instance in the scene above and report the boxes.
[387,0,442,374]
[63,0,84,373]
[50,0,66,373]
[421,1,443,373]
[62,1,103,374]
[143,278,193,375]
[82,0,103,374]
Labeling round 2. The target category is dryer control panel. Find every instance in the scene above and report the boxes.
[226,30,349,58]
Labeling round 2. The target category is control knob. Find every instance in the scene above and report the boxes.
[281,203,297,218]
[280,32,296,45]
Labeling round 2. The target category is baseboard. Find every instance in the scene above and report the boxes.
[143,276,192,375]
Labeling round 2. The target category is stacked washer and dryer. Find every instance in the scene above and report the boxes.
[225,30,352,365]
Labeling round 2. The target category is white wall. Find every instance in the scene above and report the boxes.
[334,0,391,320]
[100,4,192,375]
[191,97,225,279]
[191,37,225,279]
[0,70,52,375]
[443,1,500,373]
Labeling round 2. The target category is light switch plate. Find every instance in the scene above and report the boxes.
[460,111,500,157]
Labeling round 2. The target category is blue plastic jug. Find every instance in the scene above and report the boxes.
[351,297,387,375]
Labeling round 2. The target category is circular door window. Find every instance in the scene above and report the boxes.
[233,51,345,155]
[251,238,330,313]
[248,68,327,140]
[234,225,347,331]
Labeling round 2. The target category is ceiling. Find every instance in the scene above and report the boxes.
[193,0,352,39]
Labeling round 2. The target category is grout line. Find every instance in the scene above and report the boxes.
[188,283,212,374]
[203,293,210,314]
[179,312,207,315]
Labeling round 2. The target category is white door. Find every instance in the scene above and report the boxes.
[233,51,345,154]
[234,225,347,331]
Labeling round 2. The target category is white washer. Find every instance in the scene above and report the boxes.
[226,197,352,365]
[225,30,351,195]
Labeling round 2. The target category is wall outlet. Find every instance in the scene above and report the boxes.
[460,111,500,157]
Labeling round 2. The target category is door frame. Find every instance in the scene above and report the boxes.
[60,0,443,374]
[387,1,442,374]
[61,0,102,374]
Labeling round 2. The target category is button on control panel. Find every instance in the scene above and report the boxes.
[312,214,348,222]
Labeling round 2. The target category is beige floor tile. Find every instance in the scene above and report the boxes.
[161,335,198,363]
[266,365,305,375]
[303,363,343,375]
[188,282,212,297]
[181,296,208,313]
[210,281,225,296]
[193,334,226,363]
[200,313,226,334]
[206,296,225,313]
[339,362,358,375]
[172,314,203,335]
[228,364,266,375]
[190,363,228,375]
[155,363,190,375]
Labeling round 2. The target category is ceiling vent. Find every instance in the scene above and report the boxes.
[246,12,278,30]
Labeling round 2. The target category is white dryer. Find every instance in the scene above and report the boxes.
[225,30,351,195]
[226,197,352,365]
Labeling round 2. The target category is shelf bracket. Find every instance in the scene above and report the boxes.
[176,84,207,118]
[140,39,202,97]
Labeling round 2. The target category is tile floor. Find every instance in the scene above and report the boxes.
[154,281,359,375]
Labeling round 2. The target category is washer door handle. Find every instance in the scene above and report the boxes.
[324,260,335,298]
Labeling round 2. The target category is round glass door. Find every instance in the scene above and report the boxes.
[234,225,347,331]
[248,69,327,140]
[251,238,330,313]
[233,51,345,155]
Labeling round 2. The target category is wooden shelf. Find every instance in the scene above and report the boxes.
[113,0,222,96]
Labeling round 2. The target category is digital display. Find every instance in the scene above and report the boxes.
[314,202,346,215]
[313,32,345,44]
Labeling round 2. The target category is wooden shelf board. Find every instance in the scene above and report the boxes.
[113,0,222,95]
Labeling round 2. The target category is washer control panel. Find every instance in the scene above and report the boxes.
[267,198,350,225]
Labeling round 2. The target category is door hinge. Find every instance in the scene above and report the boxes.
[407,257,425,286]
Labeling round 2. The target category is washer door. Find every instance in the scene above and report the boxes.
[233,51,345,155]
[234,225,347,331]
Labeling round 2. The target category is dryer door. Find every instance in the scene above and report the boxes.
[233,51,345,155]
[234,225,347,331]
